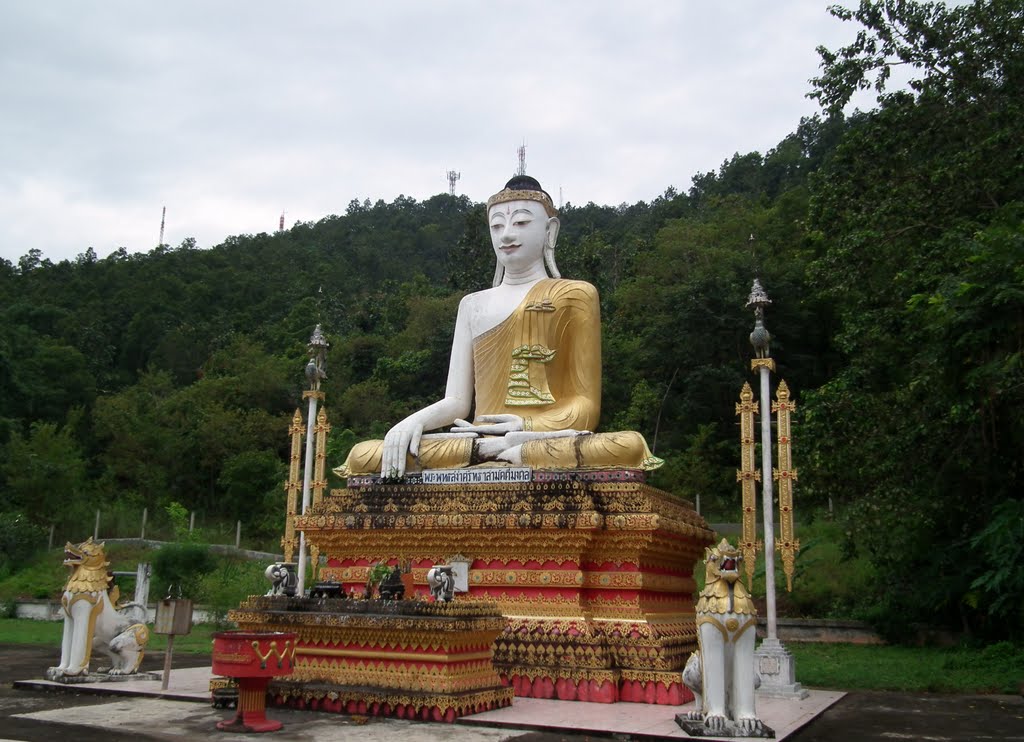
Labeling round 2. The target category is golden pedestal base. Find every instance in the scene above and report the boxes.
[291,472,714,705]
[229,597,512,722]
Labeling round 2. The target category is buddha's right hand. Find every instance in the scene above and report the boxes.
[451,414,524,435]
[381,419,424,478]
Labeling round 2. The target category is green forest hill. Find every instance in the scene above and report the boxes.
[1,2,1021,641]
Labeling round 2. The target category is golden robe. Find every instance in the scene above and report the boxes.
[339,279,662,475]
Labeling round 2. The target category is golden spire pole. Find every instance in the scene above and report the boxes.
[736,382,760,589]
[308,407,331,584]
[773,381,800,592]
[281,409,304,563]
[746,277,807,698]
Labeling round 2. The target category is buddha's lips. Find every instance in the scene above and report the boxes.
[499,244,520,252]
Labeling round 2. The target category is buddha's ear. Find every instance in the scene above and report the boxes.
[545,216,560,249]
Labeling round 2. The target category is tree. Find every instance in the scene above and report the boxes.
[1,420,90,532]
[802,0,1024,637]
[811,0,1024,112]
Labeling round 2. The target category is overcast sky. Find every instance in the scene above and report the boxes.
[0,2,875,264]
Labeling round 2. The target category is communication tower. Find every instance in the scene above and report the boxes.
[516,142,527,176]
[446,170,461,196]
[159,206,166,246]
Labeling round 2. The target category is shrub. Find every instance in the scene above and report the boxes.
[0,512,47,579]
[151,543,217,600]
[196,559,269,627]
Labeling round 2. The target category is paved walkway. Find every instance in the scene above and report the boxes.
[7,646,1023,742]
[14,666,842,740]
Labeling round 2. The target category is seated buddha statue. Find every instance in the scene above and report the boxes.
[337,175,663,478]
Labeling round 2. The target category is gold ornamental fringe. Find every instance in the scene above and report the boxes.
[282,409,304,563]
[735,382,760,589]
[772,381,800,592]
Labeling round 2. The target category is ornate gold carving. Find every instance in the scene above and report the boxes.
[313,408,330,510]
[695,615,757,643]
[497,666,617,684]
[306,407,332,583]
[620,669,687,685]
[282,409,304,563]
[695,540,756,617]
[269,680,513,717]
[750,358,776,372]
[736,382,759,588]
[252,638,296,670]
[270,478,713,691]
[226,598,511,717]
[486,186,558,217]
[773,380,800,592]
[525,298,555,312]
[506,344,556,406]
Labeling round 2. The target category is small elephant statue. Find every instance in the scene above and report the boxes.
[426,565,455,602]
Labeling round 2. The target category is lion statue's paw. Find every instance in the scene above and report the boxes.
[704,714,727,731]
[47,665,85,680]
[737,716,768,734]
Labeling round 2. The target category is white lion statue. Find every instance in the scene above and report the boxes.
[46,538,150,680]
[678,538,772,738]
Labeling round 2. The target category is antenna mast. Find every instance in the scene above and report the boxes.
[446,170,461,196]
[159,206,166,246]
[516,141,527,176]
[279,212,286,232]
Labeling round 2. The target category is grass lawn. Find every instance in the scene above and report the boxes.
[790,642,1023,694]
[2,617,1020,694]
[0,618,216,654]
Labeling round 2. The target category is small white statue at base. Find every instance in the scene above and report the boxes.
[47,538,150,680]
[264,562,298,597]
[678,539,773,738]
[426,565,455,602]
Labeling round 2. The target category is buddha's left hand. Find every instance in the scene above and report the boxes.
[451,414,524,435]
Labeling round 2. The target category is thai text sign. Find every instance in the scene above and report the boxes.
[422,468,532,485]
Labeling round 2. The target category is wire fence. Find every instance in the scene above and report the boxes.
[45,506,281,555]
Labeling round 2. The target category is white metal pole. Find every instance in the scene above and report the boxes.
[295,393,318,596]
[759,365,778,642]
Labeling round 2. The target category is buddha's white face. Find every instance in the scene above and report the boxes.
[488,199,555,271]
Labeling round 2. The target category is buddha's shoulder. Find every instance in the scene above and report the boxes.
[546,278,598,301]
[459,286,499,309]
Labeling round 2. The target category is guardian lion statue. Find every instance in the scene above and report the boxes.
[677,539,773,738]
[46,538,150,680]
